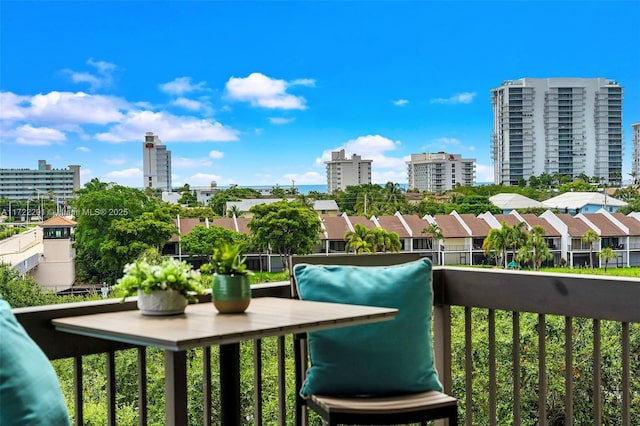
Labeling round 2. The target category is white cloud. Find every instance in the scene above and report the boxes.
[432,137,462,147]
[430,92,477,105]
[4,91,126,125]
[183,172,222,186]
[104,157,129,166]
[173,97,204,111]
[0,92,28,121]
[393,99,409,106]
[63,58,117,92]
[289,78,316,87]
[225,72,312,110]
[209,150,224,160]
[475,164,494,183]
[103,168,142,179]
[95,110,239,142]
[159,77,207,96]
[14,125,66,146]
[268,117,296,125]
[76,146,91,152]
[372,169,407,185]
[172,157,213,169]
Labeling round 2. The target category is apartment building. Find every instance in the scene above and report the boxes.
[0,160,80,201]
[325,149,372,193]
[491,78,623,186]
[632,122,640,180]
[406,152,475,192]
[142,132,172,192]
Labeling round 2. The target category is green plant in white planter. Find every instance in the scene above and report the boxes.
[114,255,204,315]
[211,240,253,313]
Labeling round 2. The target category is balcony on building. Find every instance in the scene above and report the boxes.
[13,259,640,426]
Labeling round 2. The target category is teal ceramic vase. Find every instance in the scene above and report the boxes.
[212,274,251,313]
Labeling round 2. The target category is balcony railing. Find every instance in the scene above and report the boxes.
[14,267,640,425]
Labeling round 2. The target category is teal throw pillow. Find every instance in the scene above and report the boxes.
[294,258,442,397]
[0,299,71,426]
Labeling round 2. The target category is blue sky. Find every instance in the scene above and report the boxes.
[1,1,639,189]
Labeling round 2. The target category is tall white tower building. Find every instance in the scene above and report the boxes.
[491,78,623,186]
[142,132,172,191]
[407,152,475,192]
[325,149,372,193]
[633,122,640,181]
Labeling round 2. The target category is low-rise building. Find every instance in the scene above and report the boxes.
[0,160,80,201]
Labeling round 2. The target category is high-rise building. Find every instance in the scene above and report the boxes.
[0,160,80,201]
[632,122,640,181]
[407,152,475,192]
[142,132,172,192]
[325,149,372,193]
[491,78,623,186]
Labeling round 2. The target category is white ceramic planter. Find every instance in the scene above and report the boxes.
[137,289,188,316]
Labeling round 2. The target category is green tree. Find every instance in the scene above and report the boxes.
[71,181,163,282]
[180,225,249,261]
[516,225,552,270]
[98,211,176,284]
[344,223,374,254]
[0,263,85,307]
[557,180,598,193]
[422,223,443,265]
[227,205,241,218]
[581,229,600,268]
[505,221,527,264]
[270,185,286,198]
[369,227,401,253]
[248,200,321,271]
[598,246,618,272]
[483,222,510,267]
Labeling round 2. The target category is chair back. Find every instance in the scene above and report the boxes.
[289,252,430,425]
[290,252,425,298]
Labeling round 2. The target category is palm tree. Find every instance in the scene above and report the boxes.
[344,224,373,254]
[483,222,510,267]
[422,223,443,265]
[598,247,618,272]
[581,229,600,268]
[505,222,527,265]
[227,205,241,218]
[370,228,402,253]
[382,182,403,204]
[516,225,552,270]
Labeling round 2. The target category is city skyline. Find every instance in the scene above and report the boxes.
[1,1,639,189]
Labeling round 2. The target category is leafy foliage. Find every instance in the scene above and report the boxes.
[113,255,204,301]
[581,229,600,268]
[71,180,175,283]
[0,263,86,307]
[516,225,553,270]
[248,200,321,271]
[180,225,249,261]
[211,240,252,275]
[598,247,618,272]
[343,224,401,254]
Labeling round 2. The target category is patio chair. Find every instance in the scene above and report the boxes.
[290,253,458,426]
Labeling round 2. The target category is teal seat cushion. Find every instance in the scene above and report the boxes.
[293,258,442,397]
[0,299,70,426]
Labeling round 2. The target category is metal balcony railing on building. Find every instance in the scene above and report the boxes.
[13,261,640,426]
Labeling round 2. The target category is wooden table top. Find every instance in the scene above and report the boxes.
[52,297,398,351]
